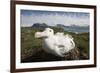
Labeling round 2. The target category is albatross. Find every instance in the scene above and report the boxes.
[35,28,75,57]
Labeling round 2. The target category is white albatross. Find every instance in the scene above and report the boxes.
[35,28,75,57]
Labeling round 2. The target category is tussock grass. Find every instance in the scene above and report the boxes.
[21,27,89,62]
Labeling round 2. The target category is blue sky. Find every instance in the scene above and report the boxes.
[20,9,90,27]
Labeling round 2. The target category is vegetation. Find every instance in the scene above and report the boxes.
[21,27,89,62]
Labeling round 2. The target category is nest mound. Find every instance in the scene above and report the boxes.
[22,47,80,62]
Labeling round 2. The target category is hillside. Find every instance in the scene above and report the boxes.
[21,27,89,63]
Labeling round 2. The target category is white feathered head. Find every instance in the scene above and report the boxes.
[35,28,54,38]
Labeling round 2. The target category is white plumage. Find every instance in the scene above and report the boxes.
[35,28,75,57]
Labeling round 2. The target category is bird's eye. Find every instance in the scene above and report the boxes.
[49,30,52,32]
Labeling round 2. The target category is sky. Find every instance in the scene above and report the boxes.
[20,9,90,27]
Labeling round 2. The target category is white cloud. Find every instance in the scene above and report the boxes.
[21,12,90,27]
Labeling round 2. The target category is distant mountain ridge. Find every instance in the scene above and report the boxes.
[56,24,89,28]
[32,23,89,28]
[32,23,89,33]
[32,23,48,28]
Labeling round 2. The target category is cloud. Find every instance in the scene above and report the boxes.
[21,10,90,27]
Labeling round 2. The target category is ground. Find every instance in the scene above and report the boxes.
[21,27,89,63]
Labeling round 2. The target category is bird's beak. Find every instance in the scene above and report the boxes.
[35,32,43,38]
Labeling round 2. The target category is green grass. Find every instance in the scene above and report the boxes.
[21,27,89,62]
